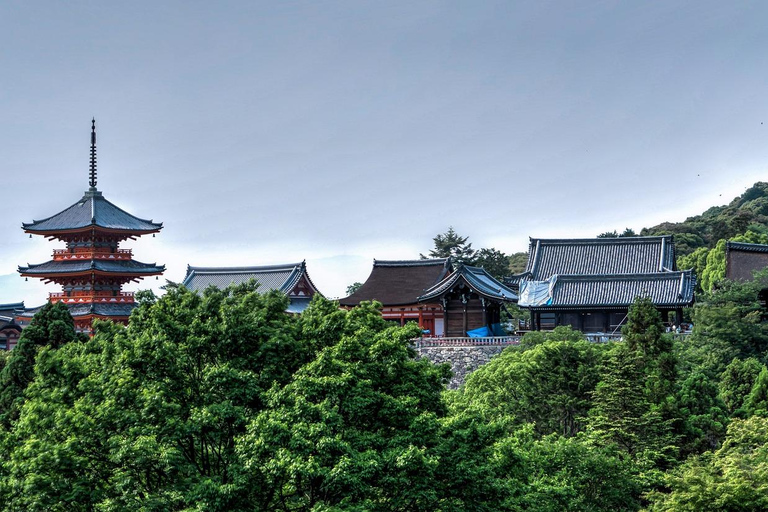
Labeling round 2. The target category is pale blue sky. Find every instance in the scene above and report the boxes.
[1,1,766,303]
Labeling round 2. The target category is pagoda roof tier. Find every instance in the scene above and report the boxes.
[22,188,162,236]
[19,259,165,278]
[17,302,135,319]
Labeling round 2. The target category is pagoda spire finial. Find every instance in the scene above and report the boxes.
[89,118,97,189]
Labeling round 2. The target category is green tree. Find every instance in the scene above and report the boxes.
[587,345,674,463]
[745,366,768,417]
[0,302,83,427]
[474,247,511,280]
[691,275,768,362]
[421,226,475,265]
[2,283,308,510]
[235,316,503,510]
[345,281,362,296]
[495,428,642,512]
[645,416,768,511]
[677,246,708,294]
[719,357,764,416]
[508,251,529,274]
[677,369,729,455]
[456,333,605,438]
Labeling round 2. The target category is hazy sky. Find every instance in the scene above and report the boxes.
[1,1,767,304]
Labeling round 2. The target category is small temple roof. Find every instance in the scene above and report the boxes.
[525,236,676,281]
[520,271,695,310]
[22,189,163,234]
[339,258,452,307]
[19,259,165,276]
[183,262,321,297]
[419,264,518,302]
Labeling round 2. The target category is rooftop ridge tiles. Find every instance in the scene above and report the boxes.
[373,258,451,267]
[186,263,302,274]
[528,235,672,245]
[726,241,768,253]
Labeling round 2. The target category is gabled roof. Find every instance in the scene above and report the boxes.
[419,264,518,302]
[520,271,695,310]
[339,258,451,307]
[525,236,676,281]
[22,188,162,235]
[182,262,321,298]
[19,259,165,276]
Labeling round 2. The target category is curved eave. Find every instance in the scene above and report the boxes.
[23,225,162,237]
[20,268,164,279]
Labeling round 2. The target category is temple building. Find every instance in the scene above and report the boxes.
[182,262,323,314]
[517,236,695,332]
[0,303,24,350]
[339,259,452,335]
[417,263,518,337]
[18,120,165,333]
[726,241,768,307]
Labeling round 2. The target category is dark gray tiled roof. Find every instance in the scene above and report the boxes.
[525,236,676,281]
[19,259,165,275]
[339,258,451,307]
[727,241,768,253]
[419,264,518,302]
[23,188,162,233]
[183,263,307,294]
[523,271,695,310]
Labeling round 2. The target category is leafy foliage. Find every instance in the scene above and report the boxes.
[421,226,476,265]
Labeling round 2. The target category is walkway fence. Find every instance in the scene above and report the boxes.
[412,332,691,348]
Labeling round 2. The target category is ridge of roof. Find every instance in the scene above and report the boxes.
[528,235,673,245]
[726,241,768,253]
[373,258,451,267]
[185,263,303,275]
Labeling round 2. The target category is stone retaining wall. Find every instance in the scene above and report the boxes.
[413,345,508,389]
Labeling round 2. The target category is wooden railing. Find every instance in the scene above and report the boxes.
[53,248,133,261]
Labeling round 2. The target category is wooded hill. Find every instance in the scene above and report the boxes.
[640,181,768,257]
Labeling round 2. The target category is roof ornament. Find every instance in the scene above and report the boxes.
[89,118,97,189]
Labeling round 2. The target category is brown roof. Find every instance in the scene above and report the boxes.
[339,258,451,307]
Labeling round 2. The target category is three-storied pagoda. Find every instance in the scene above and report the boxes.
[18,120,165,332]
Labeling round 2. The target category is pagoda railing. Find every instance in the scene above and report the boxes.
[49,291,135,304]
[53,248,133,261]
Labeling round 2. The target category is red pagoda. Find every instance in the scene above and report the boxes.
[18,120,164,332]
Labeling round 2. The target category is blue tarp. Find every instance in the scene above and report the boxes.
[467,326,492,338]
